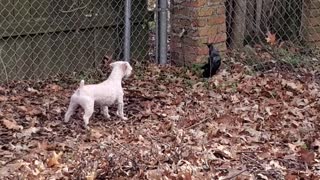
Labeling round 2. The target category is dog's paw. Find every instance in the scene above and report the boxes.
[103,114,111,119]
[84,124,90,130]
[121,117,128,120]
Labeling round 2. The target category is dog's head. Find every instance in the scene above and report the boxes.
[110,61,132,79]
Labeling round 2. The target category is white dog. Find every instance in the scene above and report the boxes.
[64,61,132,128]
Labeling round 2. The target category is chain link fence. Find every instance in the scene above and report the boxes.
[224,0,320,73]
[0,0,152,83]
[1,0,320,83]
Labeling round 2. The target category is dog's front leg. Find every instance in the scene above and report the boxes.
[64,101,78,123]
[101,106,111,119]
[116,97,128,120]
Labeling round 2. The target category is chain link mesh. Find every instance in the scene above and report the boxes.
[168,0,320,74]
[224,0,320,73]
[0,0,152,82]
[1,0,320,83]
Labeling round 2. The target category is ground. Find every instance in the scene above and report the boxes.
[0,60,319,179]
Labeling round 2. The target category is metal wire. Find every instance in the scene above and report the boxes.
[1,0,319,83]
[168,0,320,73]
[0,0,152,82]
[224,0,320,72]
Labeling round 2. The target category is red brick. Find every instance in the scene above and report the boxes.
[197,37,210,45]
[208,26,219,36]
[214,42,227,52]
[218,23,227,33]
[192,17,207,27]
[197,46,209,55]
[183,37,198,46]
[173,6,196,16]
[216,6,225,15]
[209,0,224,5]
[195,55,207,63]
[196,26,211,37]
[197,7,213,17]
[208,16,225,25]
[184,0,207,7]
[208,33,227,43]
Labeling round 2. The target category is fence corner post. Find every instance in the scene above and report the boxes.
[124,0,132,62]
[158,0,168,65]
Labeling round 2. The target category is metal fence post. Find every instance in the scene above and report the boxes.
[124,0,132,62]
[155,0,159,64]
[158,0,168,65]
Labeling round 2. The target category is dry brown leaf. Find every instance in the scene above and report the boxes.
[16,127,40,138]
[0,86,6,93]
[46,84,62,92]
[285,173,298,180]
[266,31,276,45]
[0,96,8,102]
[145,169,163,180]
[47,151,63,167]
[298,148,315,165]
[27,108,43,116]
[0,161,30,178]
[86,171,97,180]
[90,129,103,139]
[17,106,28,112]
[2,119,23,130]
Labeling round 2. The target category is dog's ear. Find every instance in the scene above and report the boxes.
[109,62,117,68]
[121,62,128,72]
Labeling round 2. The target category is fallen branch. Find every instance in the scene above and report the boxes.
[221,168,247,180]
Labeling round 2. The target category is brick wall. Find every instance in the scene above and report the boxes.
[304,0,320,46]
[170,0,226,66]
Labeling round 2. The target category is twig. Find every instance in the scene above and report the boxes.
[185,111,217,130]
[185,117,211,130]
[221,168,247,180]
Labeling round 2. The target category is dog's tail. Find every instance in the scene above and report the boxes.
[79,80,85,88]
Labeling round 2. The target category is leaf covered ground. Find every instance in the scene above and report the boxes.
[0,61,320,179]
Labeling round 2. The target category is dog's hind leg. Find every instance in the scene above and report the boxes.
[82,100,94,129]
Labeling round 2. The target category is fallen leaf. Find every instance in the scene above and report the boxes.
[298,148,315,165]
[169,115,180,121]
[265,31,276,45]
[0,161,30,178]
[16,127,40,138]
[90,128,103,139]
[145,169,163,180]
[47,151,63,167]
[257,173,269,180]
[27,87,39,93]
[0,96,8,101]
[285,173,298,180]
[2,119,23,130]
[17,106,28,112]
[86,171,97,180]
[46,84,62,92]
